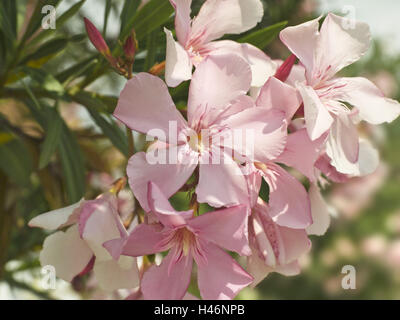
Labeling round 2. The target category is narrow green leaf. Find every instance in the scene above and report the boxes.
[56,56,98,83]
[22,67,65,94]
[58,124,86,203]
[120,0,141,34]
[120,0,173,42]
[237,21,288,49]
[0,136,33,187]
[0,0,17,41]
[144,30,158,71]
[87,109,129,157]
[103,0,112,36]
[21,0,61,44]
[20,38,68,65]
[30,0,86,45]
[39,110,63,169]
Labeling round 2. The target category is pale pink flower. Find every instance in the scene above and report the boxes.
[247,198,311,286]
[106,182,253,300]
[29,192,139,292]
[280,13,400,173]
[165,0,275,87]
[114,54,287,211]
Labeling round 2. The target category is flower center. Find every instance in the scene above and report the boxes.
[187,132,203,153]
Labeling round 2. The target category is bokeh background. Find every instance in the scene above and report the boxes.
[0,0,399,299]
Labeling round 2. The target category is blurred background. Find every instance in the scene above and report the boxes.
[0,0,399,299]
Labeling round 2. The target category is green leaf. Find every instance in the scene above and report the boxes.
[56,56,98,84]
[22,67,65,94]
[120,0,173,42]
[20,38,68,66]
[237,21,288,49]
[144,30,158,71]
[30,0,86,45]
[39,110,63,169]
[0,135,33,187]
[87,109,129,157]
[120,0,141,34]
[58,124,86,203]
[0,0,17,41]
[103,0,112,36]
[21,0,61,44]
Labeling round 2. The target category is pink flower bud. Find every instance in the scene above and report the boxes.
[84,17,111,57]
[274,54,297,82]
[123,32,137,62]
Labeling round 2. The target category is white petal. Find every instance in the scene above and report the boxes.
[306,184,331,236]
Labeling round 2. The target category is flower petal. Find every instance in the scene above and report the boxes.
[191,0,263,44]
[93,256,139,292]
[306,183,331,236]
[201,40,276,87]
[196,242,253,300]
[165,28,193,87]
[39,225,93,282]
[336,77,400,124]
[188,205,250,255]
[127,148,198,212]
[256,77,302,122]
[148,182,193,228]
[217,108,288,163]
[196,151,250,208]
[28,199,83,230]
[141,250,193,300]
[262,163,312,229]
[187,53,251,128]
[114,72,188,141]
[298,83,333,140]
[275,128,327,182]
[170,0,192,45]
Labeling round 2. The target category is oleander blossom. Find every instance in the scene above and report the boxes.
[280,13,400,174]
[114,53,287,211]
[28,191,139,292]
[105,182,253,300]
[165,0,275,87]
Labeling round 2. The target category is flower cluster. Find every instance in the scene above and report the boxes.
[29,0,400,300]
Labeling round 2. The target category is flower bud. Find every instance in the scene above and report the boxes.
[274,54,297,82]
[84,17,114,62]
[123,31,137,63]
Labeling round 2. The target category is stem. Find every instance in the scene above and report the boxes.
[126,126,134,157]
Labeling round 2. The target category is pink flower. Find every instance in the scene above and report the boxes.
[280,13,400,173]
[29,192,139,292]
[106,182,253,300]
[247,198,311,286]
[165,0,275,87]
[114,53,287,211]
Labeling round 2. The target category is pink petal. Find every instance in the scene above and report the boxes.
[28,199,83,230]
[202,40,277,87]
[262,163,312,229]
[297,83,333,140]
[127,148,198,212]
[39,225,93,282]
[141,250,193,300]
[314,154,349,183]
[306,183,331,236]
[165,28,193,87]
[196,242,253,300]
[280,16,320,76]
[93,256,139,292]
[187,53,251,128]
[148,182,192,228]
[196,151,250,208]
[218,108,287,163]
[113,73,188,141]
[170,0,192,45]
[190,0,263,44]
[117,223,165,257]
[316,13,371,79]
[256,76,302,122]
[275,128,327,182]
[326,112,359,171]
[336,77,400,124]
[187,205,250,255]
